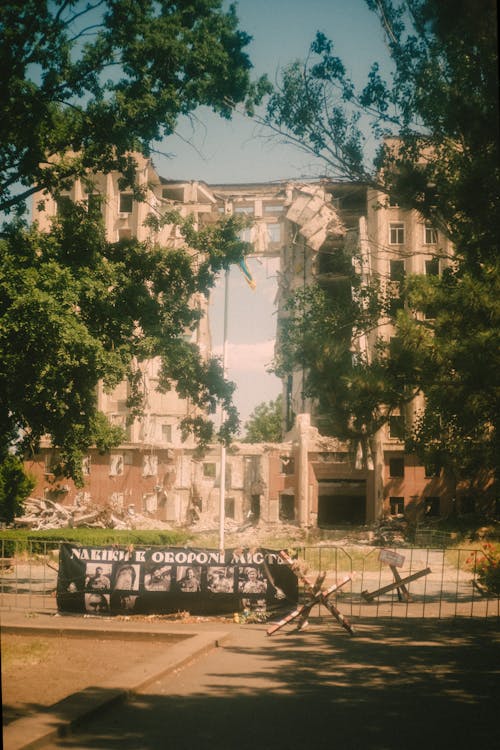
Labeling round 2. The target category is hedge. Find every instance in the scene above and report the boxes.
[0,528,191,556]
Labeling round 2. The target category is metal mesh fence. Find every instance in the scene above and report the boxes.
[297,545,499,620]
[0,538,60,612]
[0,538,498,619]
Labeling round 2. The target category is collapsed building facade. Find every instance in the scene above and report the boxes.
[24,155,461,530]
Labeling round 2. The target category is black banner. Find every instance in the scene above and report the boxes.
[57,544,298,616]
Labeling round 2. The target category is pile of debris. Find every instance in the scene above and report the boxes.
[14,497,172,531]
[371,517,410,547]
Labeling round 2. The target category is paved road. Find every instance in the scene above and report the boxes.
[41,617,499,750]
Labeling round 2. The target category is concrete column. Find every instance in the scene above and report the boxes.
[297,414,310,526]
[261,454,274,522]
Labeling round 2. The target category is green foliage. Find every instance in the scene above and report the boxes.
[242,394,283,443]
[466,543,500,594]
[0,0,265,216]
[0,203,249,480]
[275,282,410,444]
[0,528,190,557]
[91,413,126,457]
[266,0,500,485]
[0,2,261,481]
[404,265,500,483]
[265,1,499,237]
[0,456,35,523]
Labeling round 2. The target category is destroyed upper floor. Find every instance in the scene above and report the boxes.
[33,154,370,257]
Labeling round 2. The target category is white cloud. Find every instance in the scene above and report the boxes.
[214,339,275,373]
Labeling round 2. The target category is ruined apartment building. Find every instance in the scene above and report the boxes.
[25,155,458,529]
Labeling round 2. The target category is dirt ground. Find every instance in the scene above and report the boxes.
[1,631,185,725]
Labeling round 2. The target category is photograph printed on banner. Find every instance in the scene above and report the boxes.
[144,564,173,591]
[207,566,235,594]
[85,592,110,614]
[85,563,112,591]
[177,565,201,592]
[113,563,140,591]
[238,566,268,595]
[113,593,138,613]
[238,566,268,614]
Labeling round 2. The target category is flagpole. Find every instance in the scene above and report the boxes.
[219,267,229,555]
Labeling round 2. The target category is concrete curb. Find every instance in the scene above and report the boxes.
[3,624,230,750]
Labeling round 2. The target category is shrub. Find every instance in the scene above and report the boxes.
[467,542,500,594]
[0,528,190,557]
[0,457,35,523]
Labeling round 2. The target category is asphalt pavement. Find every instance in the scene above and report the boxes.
[2,606,499,750]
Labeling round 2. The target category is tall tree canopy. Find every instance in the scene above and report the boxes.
[0,204,248,484]
[267,0,499,490]
[0,0,266,216]
[0,0,263,486]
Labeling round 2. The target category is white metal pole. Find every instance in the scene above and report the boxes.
[219,267,230,555]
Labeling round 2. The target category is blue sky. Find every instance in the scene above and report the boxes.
[154,0,390,185]
[151,0,391,430]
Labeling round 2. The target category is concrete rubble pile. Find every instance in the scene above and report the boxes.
[14,497,172,531]
[188,513,306,545]
[12,499,411,546]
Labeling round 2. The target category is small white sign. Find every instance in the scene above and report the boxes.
[379,549,405,567]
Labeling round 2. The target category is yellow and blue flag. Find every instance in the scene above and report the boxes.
[238,258,256,290]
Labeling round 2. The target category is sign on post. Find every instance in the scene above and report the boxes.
[379,549,405,567]
[363,549,431,603]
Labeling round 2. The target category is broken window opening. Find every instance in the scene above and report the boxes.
[203,462,216,478]
[280,456,295,475]
[425,258,440,276]
[425,496,440,517]
[389,415,405,440]
[389,457,405,478]
[250,494,261,521]
[110,454,124,476]
[279,493,295,521]
[389,496,404,516]
[225,496,235,519]
[161,424,173,443]
[390,259,405,282]
[142,454,158,477]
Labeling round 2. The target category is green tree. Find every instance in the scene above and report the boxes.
[243,394,283,443]
[0,0,267,216]
[264,1,498,248]
[0,0,265,494]
[275,282,400,438]
[0,203,248,485]
[0,455,35,523]
[266,0,499,490]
